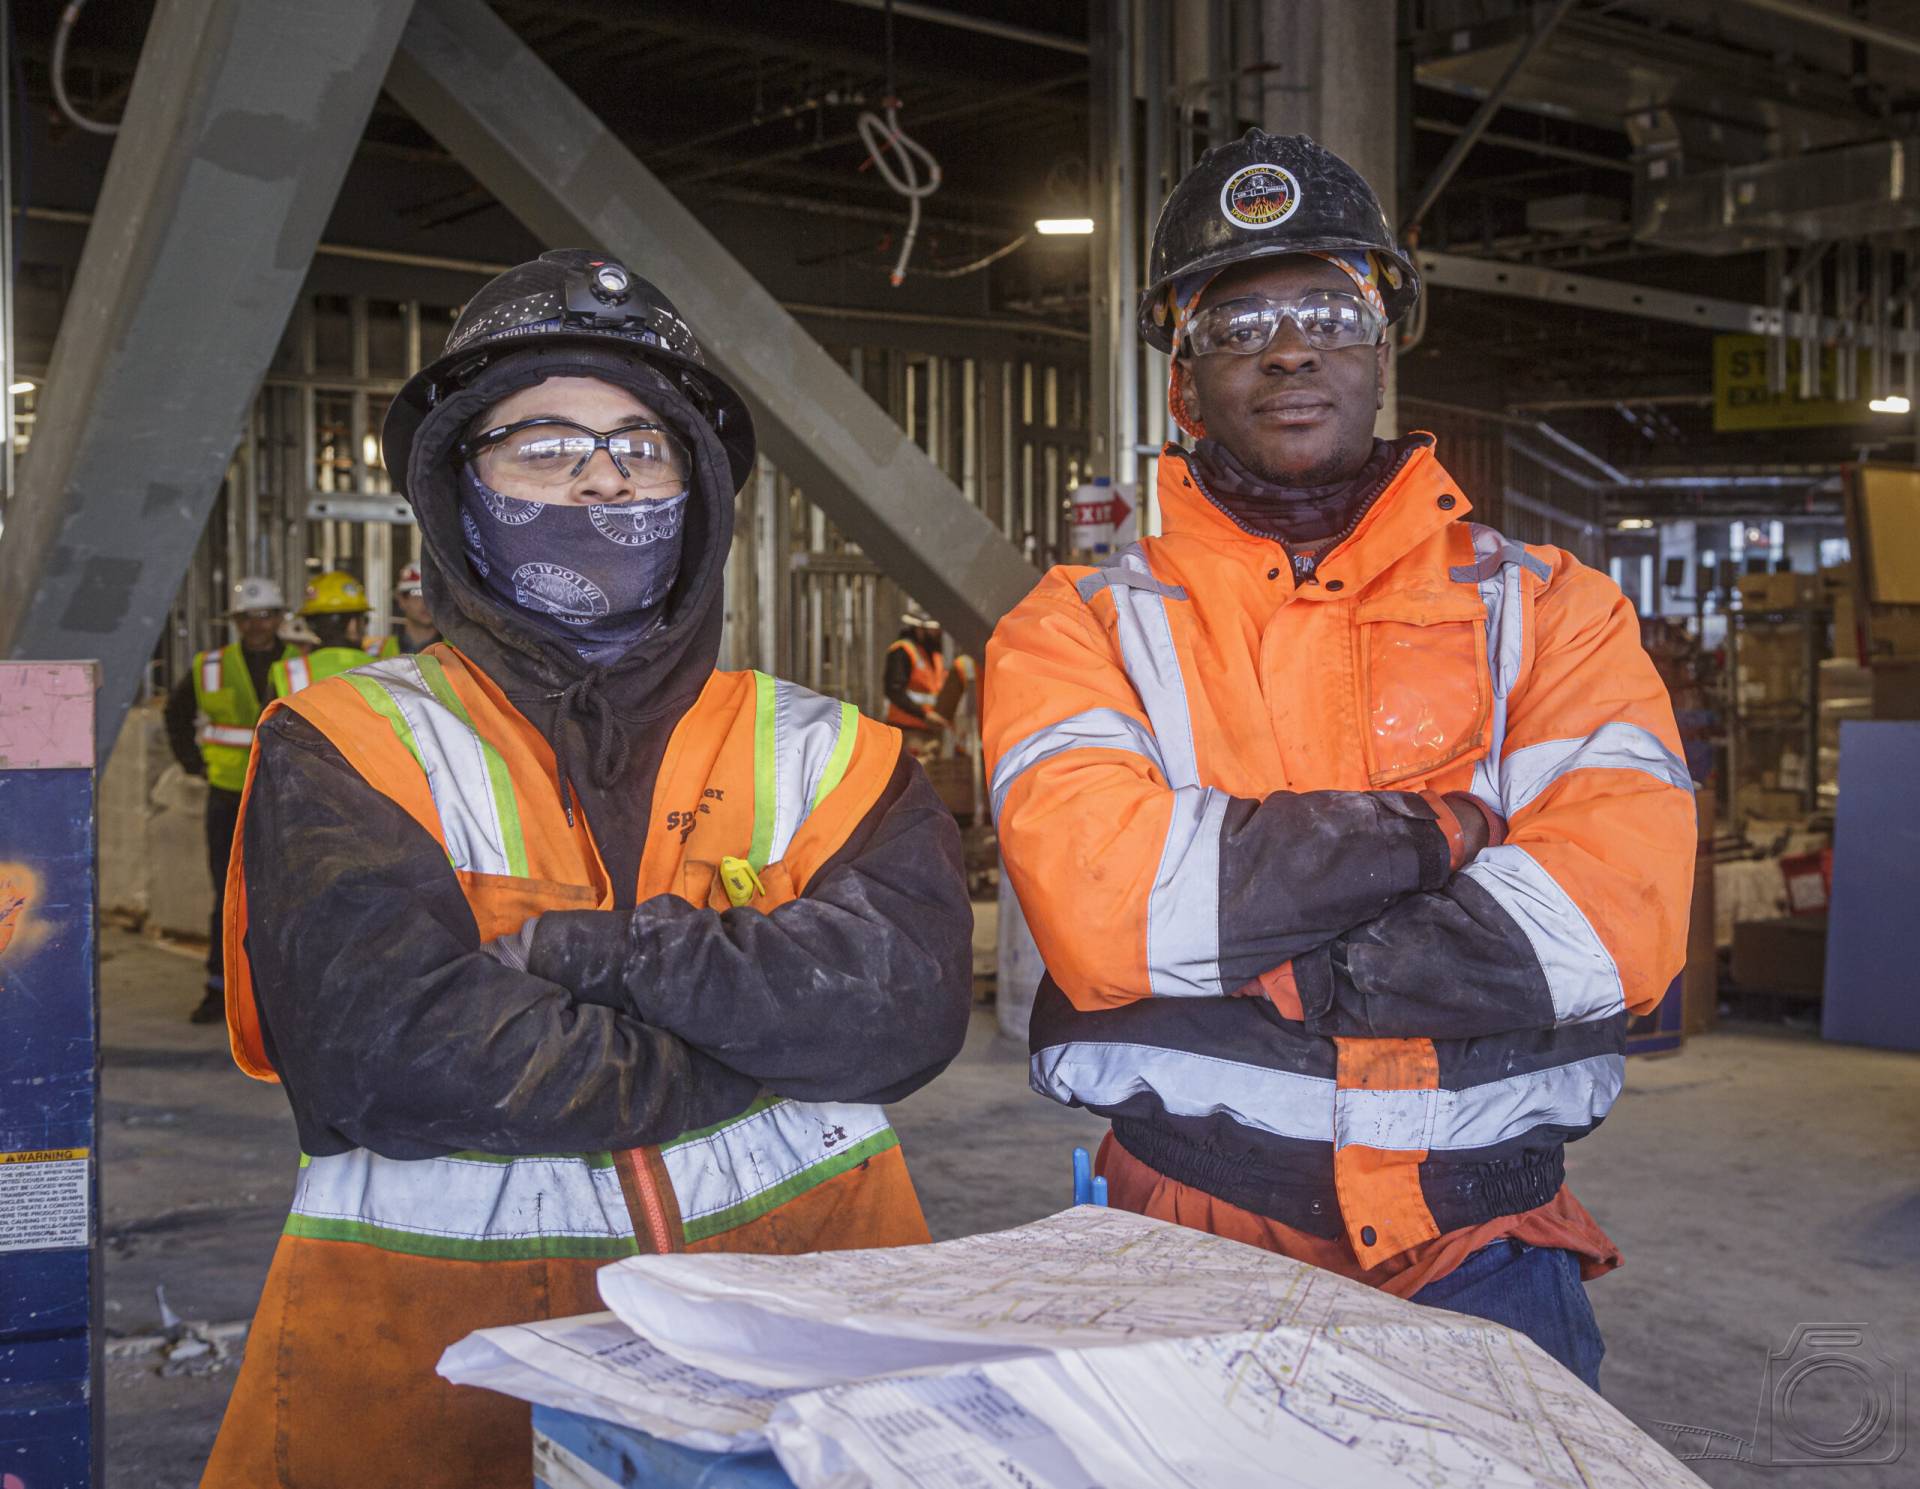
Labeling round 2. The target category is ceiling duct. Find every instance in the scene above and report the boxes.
[1636,135,1920,254]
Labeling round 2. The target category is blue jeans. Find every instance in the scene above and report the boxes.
[1410,1240,1606,1392]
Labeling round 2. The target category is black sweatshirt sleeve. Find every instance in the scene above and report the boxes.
[163,673,205,776]
[528,753,975,1106]
[240,710,761,1160]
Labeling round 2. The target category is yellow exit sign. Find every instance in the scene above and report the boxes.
[1713,335,1875,432]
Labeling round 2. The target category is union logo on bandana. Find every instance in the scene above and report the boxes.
[512,562,608,625]
[1220,163,1301,231]
[461,510,491,576]
[478,482,543,525]
[590,496,684,547]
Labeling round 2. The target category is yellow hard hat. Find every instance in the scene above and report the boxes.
[300,570,371,616]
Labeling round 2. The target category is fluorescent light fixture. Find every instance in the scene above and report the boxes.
[7,380,33,395]
[1869,394,1911,414]
[1034,217,1095,236]
[1616,517,1654,530]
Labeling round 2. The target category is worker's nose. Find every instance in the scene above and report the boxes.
[1258,320,1321,374]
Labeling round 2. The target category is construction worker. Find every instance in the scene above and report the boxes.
[269,570,374,697]
[203,250,971,1488]
[163,576,291,1024]
[367,561,441,658]
[984,132,1696,1392]
[884,602,950,749]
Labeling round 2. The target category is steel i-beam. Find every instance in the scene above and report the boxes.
[0,0,417,757]
[387,0,1037,658]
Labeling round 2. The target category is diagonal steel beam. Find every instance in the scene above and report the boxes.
[387,0,1037,657]
[0,0,416,757]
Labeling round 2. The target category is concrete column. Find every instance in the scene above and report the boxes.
[1259,0,1402,437]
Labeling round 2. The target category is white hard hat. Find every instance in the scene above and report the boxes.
[230,576,286,614]
[395,563,424,598]
[901,602,941,629]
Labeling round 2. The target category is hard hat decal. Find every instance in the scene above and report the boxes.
[1220,164,1301,231]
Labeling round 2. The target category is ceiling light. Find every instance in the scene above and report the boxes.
[1034,218,1095,236]
[7,380,33,395]
[1616,518,1654,530]
[1869,394,1911,414]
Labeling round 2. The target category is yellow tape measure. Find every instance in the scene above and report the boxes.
[718,857,765,908]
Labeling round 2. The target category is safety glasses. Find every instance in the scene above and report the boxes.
[461,417,691,494]
[1181,290,1384,357]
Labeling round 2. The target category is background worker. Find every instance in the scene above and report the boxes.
[884,602,950,752]
[270,570,374,697]
[367,562,441,658]
[985,131,1696,1392]
[202,250,971,1488]
[163,576,290,1024]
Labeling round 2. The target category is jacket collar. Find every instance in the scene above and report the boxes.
[1156,433,1473,596]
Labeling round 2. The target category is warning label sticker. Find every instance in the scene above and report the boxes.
[0,1148,90,1253]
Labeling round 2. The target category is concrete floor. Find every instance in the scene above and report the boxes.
[98,924,1919,1487]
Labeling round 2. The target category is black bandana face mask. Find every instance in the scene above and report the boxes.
[458,462,689,658]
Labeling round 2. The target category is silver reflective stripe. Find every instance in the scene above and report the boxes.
[660,1098,897,1242]
[200,724,254,747]
[766,678,852,865]
[283,655,312,694]
[201,655,222,692]
[905,689,939,706]
[358,657,518,876]
[1031,1040,1335,1142]
[1463,523,1532,815]
[1148,787,1228,997]
[1033,1041,1623,1153]
[1461,844,1624,1023]
[1500,721,1692,818]
[1334,1053,1624,1154]
[1075,544,1220,996]
[990,708,1164,823]
[288,1150,635,1259]
[1082,544,1200,789]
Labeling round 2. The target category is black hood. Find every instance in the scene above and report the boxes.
[402,345,736,796]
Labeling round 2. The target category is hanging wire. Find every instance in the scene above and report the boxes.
[53,0,118,136]
[915,233,1030,279]
[856,0,941,286]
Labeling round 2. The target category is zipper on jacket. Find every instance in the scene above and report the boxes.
[627,1148,676,1254]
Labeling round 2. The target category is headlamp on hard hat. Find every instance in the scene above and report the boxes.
[1182,289,1384,358]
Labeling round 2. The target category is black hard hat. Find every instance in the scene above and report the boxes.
[1138,130,1419,352]
[383,248,757,492]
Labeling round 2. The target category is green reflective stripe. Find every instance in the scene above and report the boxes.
[343,672,428,774]
[411,654,529,878]
[660,1094,781,1151]
[748,671,779,872]
[679,1129,899,1244]
[282,1213,640,1263]
[811,701,859,811]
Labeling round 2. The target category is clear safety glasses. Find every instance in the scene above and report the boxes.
[461,418,691,494]
[1181,290,1384,357]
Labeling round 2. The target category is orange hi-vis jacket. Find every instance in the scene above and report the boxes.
[206,647,927,1488]
[985,438,1696,1272]
[885,636,949,731]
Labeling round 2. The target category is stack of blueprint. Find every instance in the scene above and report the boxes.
[439,1205,1706,1489]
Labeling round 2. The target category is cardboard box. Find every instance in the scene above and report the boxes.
[1738,572,1819,612]
[1730,915,1827,998]
[1871,661,1920,720]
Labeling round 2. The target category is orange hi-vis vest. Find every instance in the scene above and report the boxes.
[886,636,949,731]
[207,646,924,1488]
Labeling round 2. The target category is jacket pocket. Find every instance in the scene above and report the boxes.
[1354,590,1491,786]
[458,873,601,941]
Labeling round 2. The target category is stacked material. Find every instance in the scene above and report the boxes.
[441,1206,1704,1489]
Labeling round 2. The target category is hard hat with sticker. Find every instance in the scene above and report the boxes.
[1220,164,1301,230]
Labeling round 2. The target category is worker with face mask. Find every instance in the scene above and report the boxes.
[202,250,973,1486]
[984,132,1696,1392]
[163,576,293,1023]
